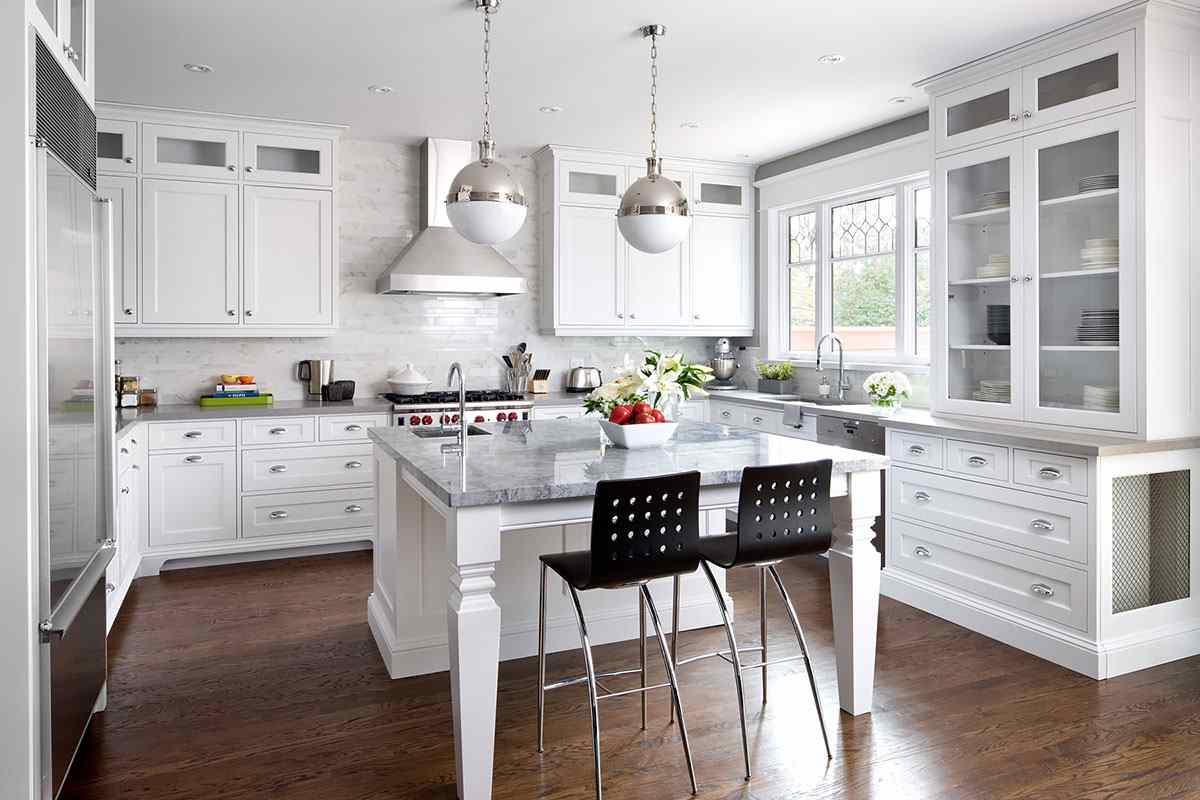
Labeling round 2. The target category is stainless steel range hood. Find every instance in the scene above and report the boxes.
[376,138,526,297]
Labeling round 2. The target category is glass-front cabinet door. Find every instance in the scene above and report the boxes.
[934,72,1022,153]
[1023,110,1135,431]
[933,139,1025,420]
[1022,32,1134,132]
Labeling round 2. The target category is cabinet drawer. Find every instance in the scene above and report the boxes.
[741,408,782,434]
[710,401,740,426]
[240,416,316,446]
[891,467,1087,563]
[318,414,390,442]
[241,444,374,493]
[1013,450,1088,496]
[892,518,1087,631]
[889,430,943,469]
[531,405,585,421]
[148,420,238,451]
[241,488,375,539]
[945,439,1009,482]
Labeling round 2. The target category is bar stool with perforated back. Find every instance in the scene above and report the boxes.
[671,460,835,780]
[536,471,702,800]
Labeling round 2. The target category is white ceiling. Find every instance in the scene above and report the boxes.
[96,0,1126,165]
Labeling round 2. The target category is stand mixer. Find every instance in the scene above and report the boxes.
[708,338,739,390]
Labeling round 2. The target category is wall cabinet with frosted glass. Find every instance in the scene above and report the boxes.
[29,0,93,106]
[924,5,1200,441]
[534,145,754,337]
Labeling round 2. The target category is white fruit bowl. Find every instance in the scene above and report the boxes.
[598,419,678,449]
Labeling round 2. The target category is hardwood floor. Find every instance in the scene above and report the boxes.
[64,551,1200,800]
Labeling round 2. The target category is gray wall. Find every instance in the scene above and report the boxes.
[755,111,929,183]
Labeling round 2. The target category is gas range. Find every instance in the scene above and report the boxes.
[384,391,533,428]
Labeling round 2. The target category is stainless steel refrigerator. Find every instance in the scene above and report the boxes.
[32,33,113,799]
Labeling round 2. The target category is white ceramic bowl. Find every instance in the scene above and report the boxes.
[387,379,430,395]
[598,419,678,449]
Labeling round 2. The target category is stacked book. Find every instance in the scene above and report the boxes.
[213,382,260,398]
[199,380,274,407]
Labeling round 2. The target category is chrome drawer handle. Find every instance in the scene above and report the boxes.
[184,455,203,463]
[345,460,363,470]
[345,504,363,513]
[752,416,764,424]
[120,447,129,455]
[269,510,288,520]
[1030,518,1056,532]
[106,582,115,593]
[914,546,932,559]
[913,491,932,503]
[907,444,926,456]
[966,455,989,467]
[184,431,203,439]
[120,486,130,495]
[268,464,288,473]
[269,427,287,435]
[1038,467,1063,480]
[721,410,732,418]
[1031,583,1055,598]
[345,424,364,432]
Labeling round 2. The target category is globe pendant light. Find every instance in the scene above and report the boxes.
[618,25,690,255]
[446,0,528,245]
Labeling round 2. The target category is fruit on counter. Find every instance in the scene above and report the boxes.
[609,404,634,425]
[633,411,657,425]
[221,374,241,384]
[631,401,652,418]
[237,375,256,384]
[650,409,666,423]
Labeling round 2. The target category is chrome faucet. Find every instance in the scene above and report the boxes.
[444,362,467,455]
[815,334,851,401]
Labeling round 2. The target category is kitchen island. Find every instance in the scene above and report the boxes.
[369,417,888,800]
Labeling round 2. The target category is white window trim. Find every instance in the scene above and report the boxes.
[766,172,931,372]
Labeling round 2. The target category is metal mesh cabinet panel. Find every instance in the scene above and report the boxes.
[1112,470,1190,614]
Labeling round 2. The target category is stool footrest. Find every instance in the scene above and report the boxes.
[728,653,808,671]
[544,666,643,693]
[675,645,764,668]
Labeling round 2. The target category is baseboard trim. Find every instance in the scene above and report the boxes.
[138,536,373,576]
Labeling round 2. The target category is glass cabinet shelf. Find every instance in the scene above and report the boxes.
[1039,187,1118,208]
[950,207,1011,224]
[951,276,1011,286]
[1042,267,1119,279]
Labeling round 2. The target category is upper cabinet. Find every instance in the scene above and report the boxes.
[96,104,344,338]
[535,145,754,337]
[30,0,93,106]
[924,7,1200,441]
[933,31,1134,155]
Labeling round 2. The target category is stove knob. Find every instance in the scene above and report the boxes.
[439,414,449,424]
[474,415,485,423]
[506,412,518,422]
[409,415,421,426]
[422,415,433,425]
[451,414,460,423]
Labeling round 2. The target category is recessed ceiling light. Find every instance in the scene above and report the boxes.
[183,63,213,74]
[539,105,563,114]
[737,153,751,159]
[367,85,394,95]
[679,121,701,129]
[816,54,845,65]
[889,95,912,104]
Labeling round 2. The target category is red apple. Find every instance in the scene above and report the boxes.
[634,412,657,425]
[609,405,634,425]
[631,401,652,418]
[650,409,666,423]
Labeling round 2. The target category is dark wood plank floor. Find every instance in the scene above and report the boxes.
[63,551,1200,800]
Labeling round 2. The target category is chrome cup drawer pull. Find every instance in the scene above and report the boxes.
[1038,466,1063,480]
[1031,583,1055,598]
[269,510,289,520]
[268,427,288,435]
[120,447,130,455]
[752,416,764,424]
[907,444,926,456]
[184,455,203,463]
[345,424,364,432]
[120,486,130,495]
[345,460,364,470]
[914,546,932,559]
[183,431,203,439]
[1030,518,1056,532]
[966,455,989,467]
[345,504,363,513]
[913,490,932,503]
[268,464,288,473]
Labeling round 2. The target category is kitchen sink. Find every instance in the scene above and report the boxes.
[410,425,492,439]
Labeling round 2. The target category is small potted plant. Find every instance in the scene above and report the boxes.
[584,351,713,448]
[756,361,795,394]
[863,370,912,415]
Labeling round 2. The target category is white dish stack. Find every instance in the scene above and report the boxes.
[1083,384,1120,412]
[1076,308,1119,345]
[975,190,1010,212]
[1078,173,1119,193]
[977,254,1011,279]
[972,379,1012,404]
[1079,237,1119,270]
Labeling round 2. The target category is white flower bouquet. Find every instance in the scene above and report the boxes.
[583,350,713,423]
[863,370,912,413]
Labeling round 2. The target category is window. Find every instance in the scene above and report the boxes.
[780,178,931,364]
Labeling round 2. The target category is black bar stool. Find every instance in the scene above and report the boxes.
[536,471,702,800]
[671,460,835,780]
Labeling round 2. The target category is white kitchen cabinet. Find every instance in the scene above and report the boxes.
[97,175,138,323]
[690,214,753,330]
[141,123,239,181]
[317,414,390,442]
[148,450,238,547]
[556,204,625,328]
[29,0,93,106]
[239,416,316,447]
[242,132,334,187]
[242,186,334,326]
[240,443,374,493]
[97,119,137,173]
[692,172,751,216]
[530,404,586,421]
[626,234,688,327]
[933,72,1023,153]
[558,160,626,207]
[141,179,239,325]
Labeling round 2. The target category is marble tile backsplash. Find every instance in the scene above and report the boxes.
[115,139,712,403]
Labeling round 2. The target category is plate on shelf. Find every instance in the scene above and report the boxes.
[1078,174,1119,192]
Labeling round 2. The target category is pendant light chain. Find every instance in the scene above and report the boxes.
[481,11,492,141]
[649,32,658,161]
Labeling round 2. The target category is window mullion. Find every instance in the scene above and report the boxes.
[897,182,914,360]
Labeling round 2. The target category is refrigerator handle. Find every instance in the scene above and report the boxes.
[38,542,115,643]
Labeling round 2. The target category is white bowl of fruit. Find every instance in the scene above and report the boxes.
[597,402,678,449]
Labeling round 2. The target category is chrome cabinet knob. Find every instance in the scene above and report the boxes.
[269,510,289,520]
[120,447,129,455]
[120,486,130,495]
[1038,466,1063,480]
[1031,583,1054,598]
[1030,518,1056,532]
[1010,276,1019,283]
[227,165,237,172]
[1009,113,1019,123]
[629,313,636,319]
[123,307,134,315]
[345,504,363,513]
[268,464,288,474]
[123,156,135,165]
[616,313,624,319]
[106,582,115,593]
[914,546,932,559]
[227,309,236,316]
[1024,274,1033,282]
[245,166,257,173]
[245,310,253,317]
[1023,110,1032,119]
[752,416,764,424]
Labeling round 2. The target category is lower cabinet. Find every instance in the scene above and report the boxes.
[241,488,376,539]
[148,450,238,547]
[708,399,818,441]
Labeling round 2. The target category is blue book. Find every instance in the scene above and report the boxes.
[212,390,260,398]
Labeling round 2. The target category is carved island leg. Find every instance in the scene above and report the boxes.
[827,468,882,716]
[446,504,502,800]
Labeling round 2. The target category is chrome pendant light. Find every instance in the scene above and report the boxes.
[618,25,690,255]
[446,0,527,245]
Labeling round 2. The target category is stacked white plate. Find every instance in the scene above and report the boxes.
[1080,237,1118,270]
[1083,384,1120,412]
[972,379,1012,403]
[1078,173,1119,193]
[975,190,1010,212]
[1076,308,1119,345]
[977,254,1011,278]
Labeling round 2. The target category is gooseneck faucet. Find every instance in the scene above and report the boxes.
[815,334,851,401]
[445,362,467,455]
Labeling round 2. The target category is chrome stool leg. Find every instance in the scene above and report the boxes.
[759,566,768,705]
[639,587,647,730]
[567,585,605,800]
[641,584,699,795]
[669,574,681,724]
[767,564,832,760]
[537,561,548,753]
[701,562,751,780]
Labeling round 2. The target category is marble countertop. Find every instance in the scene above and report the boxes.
[369,417,888,508]
[116,397,394,436]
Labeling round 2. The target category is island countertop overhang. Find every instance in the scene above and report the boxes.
[369,418,888,508]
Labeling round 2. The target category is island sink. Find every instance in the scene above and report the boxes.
[409,425,492,439]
